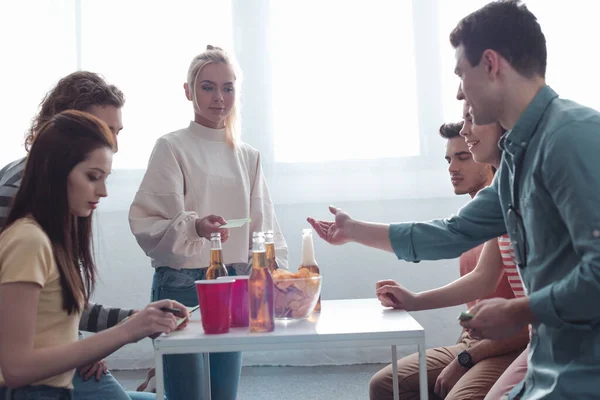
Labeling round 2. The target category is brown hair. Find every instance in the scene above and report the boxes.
[26,71,124,151]
[438,121,464,139]
[450,0,547,78]
[7,110,115,314]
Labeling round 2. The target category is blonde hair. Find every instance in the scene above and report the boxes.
[187,45,242,147]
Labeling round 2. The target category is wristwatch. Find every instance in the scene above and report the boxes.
[457,351,474,369]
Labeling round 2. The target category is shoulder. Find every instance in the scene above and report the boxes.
[0,218,54,284]
[543,99,600,148]
[0,157,26,187]
[0,218,52,255]
[236,142,261,162]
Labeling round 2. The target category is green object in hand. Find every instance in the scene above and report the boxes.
[458,312,474,321]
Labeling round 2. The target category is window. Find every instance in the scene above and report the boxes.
[81,0,233,169]
[269,0,420,163]
[0,0,76,167]
[526,0,600,112]
[437,0,490,123]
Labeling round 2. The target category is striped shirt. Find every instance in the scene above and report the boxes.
[498,234,527,298]
[0,157,133,332]
[0,157,26,229]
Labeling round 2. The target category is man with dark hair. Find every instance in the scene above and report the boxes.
[0,72,154,400]
[309,1,600,398]
[369,122,520,400]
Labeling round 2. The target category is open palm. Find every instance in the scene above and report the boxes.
[307,205,352,245]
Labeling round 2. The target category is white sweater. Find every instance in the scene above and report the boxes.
[129,121,288,270]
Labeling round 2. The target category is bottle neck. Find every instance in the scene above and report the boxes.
[252,249,267,269]
[301,232,317,266]
[211,237,222,250]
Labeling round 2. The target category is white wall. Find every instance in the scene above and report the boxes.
[93,170,470,369]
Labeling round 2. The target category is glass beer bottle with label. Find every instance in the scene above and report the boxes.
[249,232,275,332]
[206,232,228,280]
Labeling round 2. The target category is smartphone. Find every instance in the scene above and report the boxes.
[458,312,474,322]
[175,305,200,328]
[186,305,200,314]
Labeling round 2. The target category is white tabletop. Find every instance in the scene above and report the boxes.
[154,298,425,354]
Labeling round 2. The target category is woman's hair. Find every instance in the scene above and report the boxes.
[6,110,115,314]
[187,45,242,147]
[26,71,125,151]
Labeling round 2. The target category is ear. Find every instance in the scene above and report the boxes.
[184,83,192,101]
[481,49,501,80]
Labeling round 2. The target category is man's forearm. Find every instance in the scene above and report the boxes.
[79,303,135,333]
[468,327,529,364]
[346,219,393,253]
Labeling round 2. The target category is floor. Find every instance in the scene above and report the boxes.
[113,364,388,400]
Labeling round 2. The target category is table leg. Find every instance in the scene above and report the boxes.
[391,345,399,400]
[418,340,428,400]
[203,352,212,400]
[155,351,164,400]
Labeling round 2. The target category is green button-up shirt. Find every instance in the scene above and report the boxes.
[390,86,600,399]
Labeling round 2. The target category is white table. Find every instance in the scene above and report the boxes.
[153,298,428,400]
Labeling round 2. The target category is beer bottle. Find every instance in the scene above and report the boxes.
[206,232,228,280]
[265,230,279,273]
[249,232,275,332]
[299,228,321,312]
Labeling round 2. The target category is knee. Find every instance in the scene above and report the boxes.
[369,370,392,400]
[369,365,415,400]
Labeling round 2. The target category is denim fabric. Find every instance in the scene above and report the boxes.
[151,266,243,400]
[0,385,72,400]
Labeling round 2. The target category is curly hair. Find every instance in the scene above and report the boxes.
[26,71,125,151]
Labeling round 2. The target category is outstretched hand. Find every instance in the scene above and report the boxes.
[307,205,353,246]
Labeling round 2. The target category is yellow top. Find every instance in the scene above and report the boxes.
[0,217,80,388]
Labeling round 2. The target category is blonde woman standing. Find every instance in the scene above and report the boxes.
[129,46,288,400]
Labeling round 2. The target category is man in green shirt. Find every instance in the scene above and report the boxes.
[308,1,600,398]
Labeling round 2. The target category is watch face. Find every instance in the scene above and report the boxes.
[458,351,471,366]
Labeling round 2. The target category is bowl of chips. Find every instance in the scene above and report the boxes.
[271,268,322,320]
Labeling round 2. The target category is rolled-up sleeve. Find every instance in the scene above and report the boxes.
[389,180,506,262]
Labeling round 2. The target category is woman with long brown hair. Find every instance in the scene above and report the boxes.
[0,110,188,399]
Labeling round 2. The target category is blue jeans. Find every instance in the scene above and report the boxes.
[151,267,243,400]
[0,385,72,400]
[72,371,156,400]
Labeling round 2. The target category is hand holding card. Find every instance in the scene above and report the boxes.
[220,217,251,228]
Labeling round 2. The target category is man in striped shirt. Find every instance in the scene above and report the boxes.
[0,72,151,400]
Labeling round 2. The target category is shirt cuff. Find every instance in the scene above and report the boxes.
[185,215,204,242]
[389,223,419,262]
[528,284,592,331]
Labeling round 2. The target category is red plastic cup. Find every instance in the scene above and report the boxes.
[218,276,249,327]
[195,279,235,334]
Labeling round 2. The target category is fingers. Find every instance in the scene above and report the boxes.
[376,279,399,289]
[219,228,230,242]
[308,220,329,241]
[176,318,189,330]
[328,205,339,215]
[207,214,227,225]
[83,363,98,381]
[434,377,441,397]
[95,362,105,381]
[79,364,92,377]
[169,300,189,320]
[375,285,399,298]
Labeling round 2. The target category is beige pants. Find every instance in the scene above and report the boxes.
[484,346,528,400]
[369,333,522,400]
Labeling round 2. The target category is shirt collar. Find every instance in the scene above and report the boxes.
[500,85,558,151]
